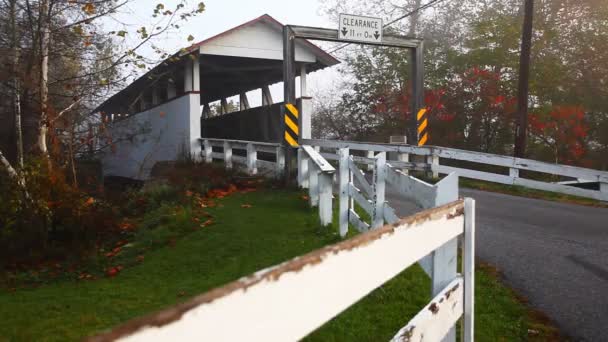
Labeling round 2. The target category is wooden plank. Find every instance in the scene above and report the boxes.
[91,201,466,342]
[223,141,232,169]
[371,152,387,229]
[302,145,336,173]
[349,158,373,197]
[246,143,257,175]
[349,184,373,216]
[386,166,436,209]
[275,146,285,178]
[463,198,476,342]
[338,148,350,237]
[298,148,310,189]
[318,173,333,227]
[390,277,464,342]
[433,145,608,181]
[256,159,276,170]
[198,138,281,148]
[348,208,370,233]
[308,159,319,208]
[435,165,514,185]
[302,139,433,156]
[384,205,399,225]
[514,177,608,201]
[437,165,607,201]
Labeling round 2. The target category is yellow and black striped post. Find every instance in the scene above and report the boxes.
[417,108,429,146]
[284,103,299,147]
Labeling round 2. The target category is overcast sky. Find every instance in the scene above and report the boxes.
[107,0,343,104]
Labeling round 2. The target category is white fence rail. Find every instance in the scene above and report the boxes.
[200,138,285,177]
[90,200,475,342]
[303,138,608,202]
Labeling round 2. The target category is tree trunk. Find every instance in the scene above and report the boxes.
[9,0,24,169]
[38,0,50,158]
[514,0,534,157]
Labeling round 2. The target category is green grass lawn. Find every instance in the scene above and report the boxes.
[0,189,556,341]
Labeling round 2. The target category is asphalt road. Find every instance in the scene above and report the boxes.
[387,188,608,342]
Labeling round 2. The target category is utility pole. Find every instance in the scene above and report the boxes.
[514,0,534,158]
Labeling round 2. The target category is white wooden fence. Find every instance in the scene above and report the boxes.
[303,138,608,202]
[90,199,476,342]
[200,138,285,177]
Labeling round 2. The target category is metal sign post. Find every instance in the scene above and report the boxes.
[282,21,425,179]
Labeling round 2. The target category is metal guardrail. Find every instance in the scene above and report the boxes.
[303,138,608,202]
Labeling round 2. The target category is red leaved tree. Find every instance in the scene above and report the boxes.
[529,106,589,166]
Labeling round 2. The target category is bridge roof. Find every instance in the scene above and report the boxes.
[94,14,339,114]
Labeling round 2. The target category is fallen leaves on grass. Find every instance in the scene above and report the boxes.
[240,204,252,208]
[200,219,214,228]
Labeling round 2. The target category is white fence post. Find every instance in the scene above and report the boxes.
[431,172,459,342]
[509,167,519,180]
[371,152,386,229]
[318,172,333,227]
[298,148,310,188]
[338,148,350,237]
[366,150,374,171]
[599,181,607,196]
[463,198,476,342]
[275,146,285,178]
[427,152,439,179]
[203,139,212,163]
[308,160,319,207]
[223,141,232,169]
[246,143,257,175]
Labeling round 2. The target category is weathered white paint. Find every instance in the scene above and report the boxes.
[102,202,466,342]
[391,277,464,342]
[463,198,476,342]
[371,152,387,229]
[298,148,310,188]
[301,145,335,173]
[338,148,350,237]
[198,19,316,63]
[349,183,373,216]
[349,158,373,197]
[203,139,212,163]
[102,94,199,179]
[307,138,608,201]
[246,143,257,175]
[348,208,370,232]
[366,150,375,171]
[318,173,333,226]
[427,154,439,178]
[223,141,232,169]
[300,65,312,140]
[308,161,319,207]
[275,146,285,178]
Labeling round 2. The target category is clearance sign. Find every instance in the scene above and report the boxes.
[338,14,383,43]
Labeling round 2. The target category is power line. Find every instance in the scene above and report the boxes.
[328,0,449,54]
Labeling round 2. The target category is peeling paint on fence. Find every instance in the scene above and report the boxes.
[89,200,466,342]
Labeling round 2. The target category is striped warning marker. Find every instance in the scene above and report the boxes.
[284,103,299,147]
[417,108,429,146]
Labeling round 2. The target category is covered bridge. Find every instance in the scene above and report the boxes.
[94,14,339,179]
